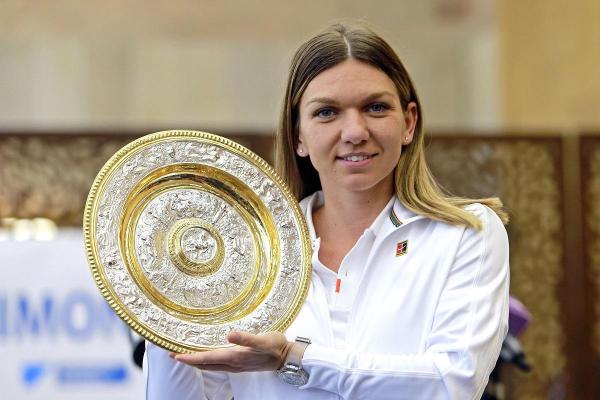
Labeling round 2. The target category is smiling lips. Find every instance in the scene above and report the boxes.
[338,153,376,162]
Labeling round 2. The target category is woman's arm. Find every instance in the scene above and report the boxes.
[144,341,232,400]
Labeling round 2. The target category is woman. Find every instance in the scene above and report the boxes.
[145,22,509,400]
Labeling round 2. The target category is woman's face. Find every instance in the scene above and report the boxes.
[297,58,417,197]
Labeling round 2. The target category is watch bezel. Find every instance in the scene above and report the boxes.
[276,365,309,386]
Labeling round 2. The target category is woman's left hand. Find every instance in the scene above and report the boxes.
[171,330,293,373]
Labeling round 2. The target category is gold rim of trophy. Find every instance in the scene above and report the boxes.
[83,130,312,353]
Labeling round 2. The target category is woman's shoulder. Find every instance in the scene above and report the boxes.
[418,201,506,236]
[394,198,504,231]
[463,202,505,228]
[463,202,488,218]
[458,202,508,246]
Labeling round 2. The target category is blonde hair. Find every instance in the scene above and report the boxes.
[275,22,508,229]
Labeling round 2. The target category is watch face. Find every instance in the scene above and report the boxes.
[278,369,309,386]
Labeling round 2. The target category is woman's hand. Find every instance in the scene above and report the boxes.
[171,330,293,373]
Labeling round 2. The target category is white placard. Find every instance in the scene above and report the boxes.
[0,229,144,400]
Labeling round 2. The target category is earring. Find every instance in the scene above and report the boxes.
[298,148,304,154]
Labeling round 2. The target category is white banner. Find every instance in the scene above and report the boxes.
[0,229,144,400]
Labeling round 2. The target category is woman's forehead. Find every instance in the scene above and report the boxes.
[300,59,398,106]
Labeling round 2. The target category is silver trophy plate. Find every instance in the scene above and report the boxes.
[83,130,311,353]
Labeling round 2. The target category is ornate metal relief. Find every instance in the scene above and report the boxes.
[83,130,311,353]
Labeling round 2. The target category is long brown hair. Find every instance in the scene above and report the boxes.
[274,22,507,229]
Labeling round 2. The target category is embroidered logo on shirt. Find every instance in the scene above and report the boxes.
[390,208,402,227]
[396,240,408,257]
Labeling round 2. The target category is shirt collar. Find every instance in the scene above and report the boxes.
[304,191,322,242]
[369,196,396,237]
[388,197,418,227]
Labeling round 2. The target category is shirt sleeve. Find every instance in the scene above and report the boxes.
[144,341,233,400]
[300,205,510,400]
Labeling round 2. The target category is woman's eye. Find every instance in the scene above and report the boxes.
[368,103,388,113]
[315,108,335,119]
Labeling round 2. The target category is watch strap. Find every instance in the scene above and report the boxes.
[285,336,311,367]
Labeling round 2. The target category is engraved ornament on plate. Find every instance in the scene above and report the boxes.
[83,131,311,353]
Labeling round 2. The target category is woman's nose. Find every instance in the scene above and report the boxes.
[340,110,369,144]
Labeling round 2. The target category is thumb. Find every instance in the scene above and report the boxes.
[228,330,265,348]
[229,331,285,354]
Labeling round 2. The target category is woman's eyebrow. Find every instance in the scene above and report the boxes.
[305,91,396,107]
[305,97,338,106]
[363,91,396,102]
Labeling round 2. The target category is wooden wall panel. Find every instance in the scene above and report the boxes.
[581,135,600,400]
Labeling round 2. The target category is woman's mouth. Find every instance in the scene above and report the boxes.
[338,153,376,162]
[336,153,377,167]
[343,155,370,162]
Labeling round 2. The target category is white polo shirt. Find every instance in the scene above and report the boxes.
[145,192,509,400]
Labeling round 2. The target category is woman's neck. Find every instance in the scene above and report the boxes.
[314,184,393,240]
[311,184,393,272]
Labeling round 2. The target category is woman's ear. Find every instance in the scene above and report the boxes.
[403,102,418,145]
[296,133,308,157]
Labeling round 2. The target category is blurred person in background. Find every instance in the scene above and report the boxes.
[144,21,510,400]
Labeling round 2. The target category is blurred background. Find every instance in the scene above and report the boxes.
[0,1,598,399]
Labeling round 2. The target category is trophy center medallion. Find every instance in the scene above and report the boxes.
[167,218,225,277]
[181,227,217,263]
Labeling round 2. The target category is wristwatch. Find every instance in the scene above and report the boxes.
[275,336,311,386]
